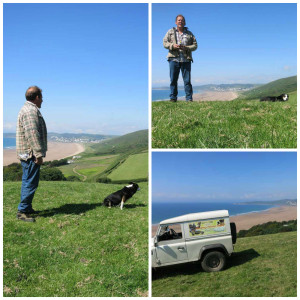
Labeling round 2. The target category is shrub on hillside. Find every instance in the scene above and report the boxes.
[3,163,22,181]
[44,158,68,167]
[66,175,81,182]
[238,220,297,238]
[40,167,66,181]
[96,177,112,183]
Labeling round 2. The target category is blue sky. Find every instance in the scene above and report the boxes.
[152,3,297,87]
[152,152,297,203]
[4,4,148,135]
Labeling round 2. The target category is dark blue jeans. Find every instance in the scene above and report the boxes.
[18,157,40,212]
[169,60,193,101]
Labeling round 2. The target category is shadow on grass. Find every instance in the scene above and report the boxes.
[36,203,147,217]
[152,248,260,280]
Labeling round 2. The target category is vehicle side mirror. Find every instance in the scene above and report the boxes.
[154,236,158,246]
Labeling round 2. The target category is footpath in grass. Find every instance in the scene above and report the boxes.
[152,231,296,297]
[152,91,297,148]
[4,181,148,297]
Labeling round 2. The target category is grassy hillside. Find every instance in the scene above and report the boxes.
[56,130,149,182]
[108,152,148,182]
[84,130,148,156]
[238,76,297,100]
[3,181,148,297]
[152,231,296,297]
[152,90,296,148]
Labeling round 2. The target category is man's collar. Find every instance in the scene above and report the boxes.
[25,101,39,109]
[175,27,187,33]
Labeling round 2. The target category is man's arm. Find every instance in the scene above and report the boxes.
[163,30,176,50]
[184,33,198,52]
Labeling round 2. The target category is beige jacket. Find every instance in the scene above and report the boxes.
[163,27,197,62]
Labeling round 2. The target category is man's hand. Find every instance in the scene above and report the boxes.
[35,157,43,165]
[174,44,181,49]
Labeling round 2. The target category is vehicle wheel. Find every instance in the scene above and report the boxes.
[230,222,237,244]
[201,251,226,272]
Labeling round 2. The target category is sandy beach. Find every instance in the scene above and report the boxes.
[3,142,85,166]
[177,91,238,102]
[152,205,297,236]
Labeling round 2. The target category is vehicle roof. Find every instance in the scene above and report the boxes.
[160,210,229,225]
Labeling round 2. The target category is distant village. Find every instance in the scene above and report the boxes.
[206,86,254,92]
[49,136,104,144]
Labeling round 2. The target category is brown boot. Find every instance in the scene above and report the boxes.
[16,211,36,222]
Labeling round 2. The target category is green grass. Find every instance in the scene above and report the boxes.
[152,91,297,148]
[108,153,148,181]
[4,181,148,297]
[152,231,296,297]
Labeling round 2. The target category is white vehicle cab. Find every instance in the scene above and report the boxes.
[152,210,237,272]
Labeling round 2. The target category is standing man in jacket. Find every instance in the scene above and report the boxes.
[163,15,197,102]
[16,86,47,222]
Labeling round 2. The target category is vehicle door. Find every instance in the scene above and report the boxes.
[155,223,188,265]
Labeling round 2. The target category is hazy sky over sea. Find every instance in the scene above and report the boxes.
[152,3,297,87]
[4,4,148,135]
[152,152,297,203]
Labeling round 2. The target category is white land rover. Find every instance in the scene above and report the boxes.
[152,210,237,272]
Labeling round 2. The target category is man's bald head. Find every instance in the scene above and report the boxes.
[25,86,42,101]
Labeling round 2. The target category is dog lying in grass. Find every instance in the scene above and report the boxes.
[103,182,140,210]
[260,94,289,102]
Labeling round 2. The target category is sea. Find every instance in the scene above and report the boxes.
[152,202,277,224]
[3,137,16,149]
[152,88,207,101]
[152,89,185,101]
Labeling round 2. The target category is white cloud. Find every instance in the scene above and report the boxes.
[3,122,16,132]
[283,65,292,71]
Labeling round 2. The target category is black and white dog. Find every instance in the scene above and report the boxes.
[103,182,140,210]
[260,94,289,102]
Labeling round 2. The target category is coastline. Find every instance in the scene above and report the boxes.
[151,205,297,236]
[152,90,238,102]
[3,142,85,166]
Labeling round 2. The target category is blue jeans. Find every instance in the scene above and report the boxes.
[18,157,40,212]
[169,61,193,101]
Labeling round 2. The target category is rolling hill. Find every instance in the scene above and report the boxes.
[53,130,149,183]
[85,130,148,156]
[238,76,297,100]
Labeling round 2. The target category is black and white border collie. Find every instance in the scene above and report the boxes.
[260,94,289,102]
[103,182,140,210]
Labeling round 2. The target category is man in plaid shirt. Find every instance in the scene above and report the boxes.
[16,86,47,222]
[163,15,197,102]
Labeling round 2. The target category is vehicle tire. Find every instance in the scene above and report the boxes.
[230,222,237,244]
[201,251,226,272]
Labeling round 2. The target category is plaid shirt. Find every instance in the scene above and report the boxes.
[169,29,190,62]
[16,101,47,160]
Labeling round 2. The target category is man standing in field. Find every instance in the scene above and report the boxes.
[163,15,197,102]
[16,86,47,222]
